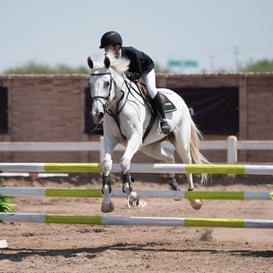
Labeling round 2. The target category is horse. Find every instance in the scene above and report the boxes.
[87,53,208,213]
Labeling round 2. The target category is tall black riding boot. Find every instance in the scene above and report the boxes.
[151,93,171,134]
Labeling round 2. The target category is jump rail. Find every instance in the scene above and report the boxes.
[1,213,272,228]
[1,163,273,175]
[0,187,272,200]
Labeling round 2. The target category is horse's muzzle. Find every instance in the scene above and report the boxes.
[91,111,104,124]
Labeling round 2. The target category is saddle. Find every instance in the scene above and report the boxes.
[136,81,177,141]
[160,93,177,113]
[137,82,177,114]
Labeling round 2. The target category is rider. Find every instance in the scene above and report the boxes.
[99,31,171,134]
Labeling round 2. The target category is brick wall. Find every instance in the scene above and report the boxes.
[244,74,273,162]
[157,73,273,162]
[0,73,272,163]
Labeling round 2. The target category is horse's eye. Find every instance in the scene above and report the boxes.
[104,81,110,88]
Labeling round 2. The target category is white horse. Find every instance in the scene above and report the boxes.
[87,53,208,213]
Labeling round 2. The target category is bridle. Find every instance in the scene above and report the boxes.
[89,71,114,113]
[89,68,152,141]
[89,69,146,120]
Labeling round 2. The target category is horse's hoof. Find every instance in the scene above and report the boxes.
[168,178,180,191]
[122,182,133,195]
[168,180,181,201]
[190,199,202,210]
[169,184,180,191]
[101,200,114,213]
[127,191,139,208]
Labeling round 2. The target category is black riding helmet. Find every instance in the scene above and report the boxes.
[99,31,122,48]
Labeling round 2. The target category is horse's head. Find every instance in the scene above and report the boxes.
[87,53,129,124]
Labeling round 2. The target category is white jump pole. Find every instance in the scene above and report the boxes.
[1,163,273,175]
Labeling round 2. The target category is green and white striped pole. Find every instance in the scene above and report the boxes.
[1,163,273,175]
[0,187,272,200]
[0,213,273,229]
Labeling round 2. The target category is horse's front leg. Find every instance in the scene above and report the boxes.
[101,136,117,213]
[120,134,141,206]
[101,173,114,213]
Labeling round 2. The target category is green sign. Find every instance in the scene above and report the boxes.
[183,60,198,67]
[168,59,198,68]
[168,60,182,67]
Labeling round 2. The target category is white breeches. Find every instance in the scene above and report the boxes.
[143,69,158,99]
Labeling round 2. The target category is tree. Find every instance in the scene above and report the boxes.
[155,63,171,73]
[3,61,171,74]
[3,62,89,74]
[240,59,273,72]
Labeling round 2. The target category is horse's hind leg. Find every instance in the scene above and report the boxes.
[141,142,179,190]
[172,133,202,210]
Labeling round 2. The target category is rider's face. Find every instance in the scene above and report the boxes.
[104,45,115,53]
[104,44,120,57]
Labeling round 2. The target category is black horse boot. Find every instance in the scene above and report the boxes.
[151,93,171,134]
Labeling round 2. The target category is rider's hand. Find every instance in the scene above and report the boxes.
[125,71,135,81]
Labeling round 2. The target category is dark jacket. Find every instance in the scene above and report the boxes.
[121,46,154,80]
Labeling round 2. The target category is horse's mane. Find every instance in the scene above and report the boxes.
[93,52,130,74]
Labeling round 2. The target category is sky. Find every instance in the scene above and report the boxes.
[0,0,273,73]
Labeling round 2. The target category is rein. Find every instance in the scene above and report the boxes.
[90,70,152,141]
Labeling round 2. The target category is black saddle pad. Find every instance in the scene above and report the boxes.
[162,94,177,113]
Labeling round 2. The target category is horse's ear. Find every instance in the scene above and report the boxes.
[87,56,93,69]
[104,56,111,68]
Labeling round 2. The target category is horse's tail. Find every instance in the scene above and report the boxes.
[190,120,209,184]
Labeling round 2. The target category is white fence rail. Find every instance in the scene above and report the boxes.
[1,136,273,164]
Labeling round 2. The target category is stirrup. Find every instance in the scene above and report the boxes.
[160,120,171,134]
